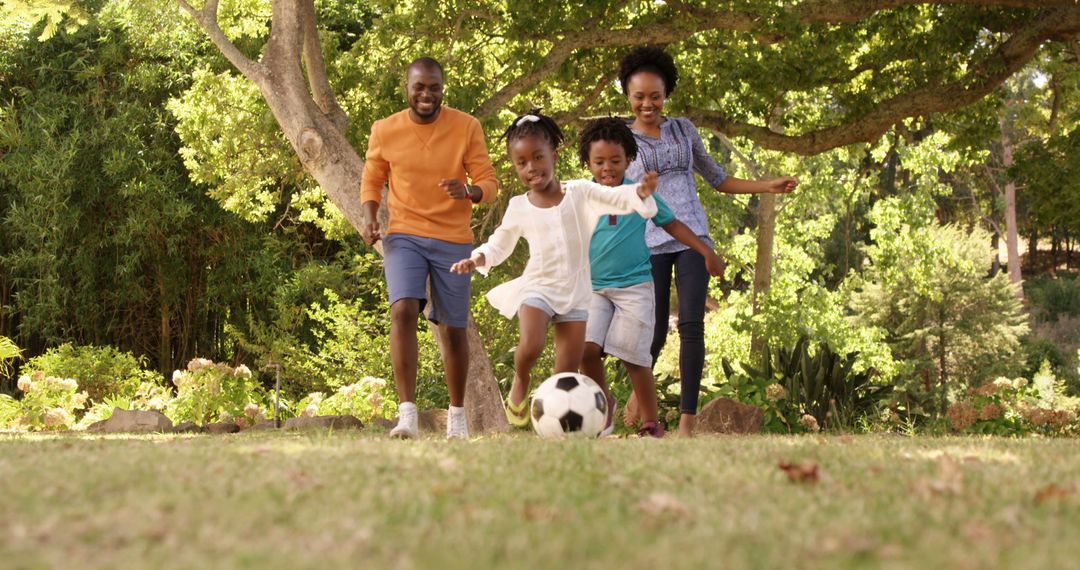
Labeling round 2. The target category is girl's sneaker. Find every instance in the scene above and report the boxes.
[637,421,665,438]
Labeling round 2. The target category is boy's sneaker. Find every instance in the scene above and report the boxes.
[600,392,617,437]
[637,421,665,438]
[447,405,469,439]
[389,402,419,439]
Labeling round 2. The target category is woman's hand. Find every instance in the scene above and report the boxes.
[704,251,726,278]
[765,176,798,194]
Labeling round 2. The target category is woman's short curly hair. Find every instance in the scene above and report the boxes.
[577,117,638,167]
[618,46,678,96]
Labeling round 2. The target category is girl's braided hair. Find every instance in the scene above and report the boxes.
[577,117,638,166]
[500,108,564,151]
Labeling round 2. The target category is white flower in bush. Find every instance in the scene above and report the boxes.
[219,411,232,423]
[340,383,360,398]
[368,392,383,409]
[234,364,252,378]
[800,414,821,433]
[1013,378,1029,389]
[243,403,260,418]
[74,391,89,407]
[147,397,165,410]
[361,376,387,389]
[302,404,319,418]
[43,407,71,427]
[17,375,32,392]
[61,378,78,391]
[307,392,325,405]
[172,370,184,386]
[187,357,213,371]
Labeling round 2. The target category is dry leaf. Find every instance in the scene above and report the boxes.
[1034,483,1075,505]
[778,460,820,484]
[637,492,693,521]
[915,454,963,497]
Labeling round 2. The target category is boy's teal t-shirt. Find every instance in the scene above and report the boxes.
[589,177,675,290]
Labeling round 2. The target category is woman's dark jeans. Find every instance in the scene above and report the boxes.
[650,249,708,414]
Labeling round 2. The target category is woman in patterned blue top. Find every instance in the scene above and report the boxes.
[620,46,798,437]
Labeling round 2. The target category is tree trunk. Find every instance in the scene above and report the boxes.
[180,0,507,431]
[938,304,948,418]
[1028,228,1038,270]
[1001,129,1023,299]
[750,193,777,357]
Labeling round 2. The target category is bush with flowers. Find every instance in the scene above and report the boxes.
[700,365,805,433]
[946,362,1079,436]
[77,380,176,428]
[294,376,395,423]
[9,372,89,430]
[22,344,160,404]
[165,358,267,425]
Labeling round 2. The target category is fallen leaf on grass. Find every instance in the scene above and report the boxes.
[1034,483,1075,505]
[914,454,963,497]
[778,460,819,484]
[637,492,693,522]
[522,503,557,522]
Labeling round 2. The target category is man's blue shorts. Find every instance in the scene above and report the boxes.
[383,233,473,329]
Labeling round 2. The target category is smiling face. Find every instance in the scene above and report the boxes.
[508,134,558,193]
[405,65,443,123]
[626,70,667,130]
[587,139,629,187]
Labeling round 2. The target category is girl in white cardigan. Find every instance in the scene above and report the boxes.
[451,110,659,427]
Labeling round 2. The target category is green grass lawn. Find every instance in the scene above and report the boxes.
[2,432,1078,569]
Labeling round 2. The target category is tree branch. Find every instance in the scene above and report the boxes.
[177,0,264,81]
[552,74,614,129]
[789,0,1077,24]
[473,11,751,119]
[687,6,1080,155]
[299,0,348,133]
[262,0,304,74]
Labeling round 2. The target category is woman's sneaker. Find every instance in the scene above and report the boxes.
[637,421,665,438]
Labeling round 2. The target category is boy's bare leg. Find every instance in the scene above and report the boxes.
[624,361,659,424]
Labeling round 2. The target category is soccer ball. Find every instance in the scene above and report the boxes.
[530,373,608,438]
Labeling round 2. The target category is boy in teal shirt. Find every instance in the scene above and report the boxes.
[578,118,723,437]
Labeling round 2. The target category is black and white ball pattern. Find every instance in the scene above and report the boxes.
[530,373,607,438]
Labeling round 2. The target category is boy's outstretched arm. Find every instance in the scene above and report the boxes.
[660,220,725,277]
[716,176,797,195]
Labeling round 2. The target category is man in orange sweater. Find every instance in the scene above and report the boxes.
[360,57,498,440]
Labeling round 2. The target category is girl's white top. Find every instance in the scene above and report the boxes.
[473,179,658,318]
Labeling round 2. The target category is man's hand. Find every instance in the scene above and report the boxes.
[636,171,659,199]
[440,178,478,201]
[362,219,381,245]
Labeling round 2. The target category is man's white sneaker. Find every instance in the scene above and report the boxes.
[447,405,469,439]
[390,402,419,439]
